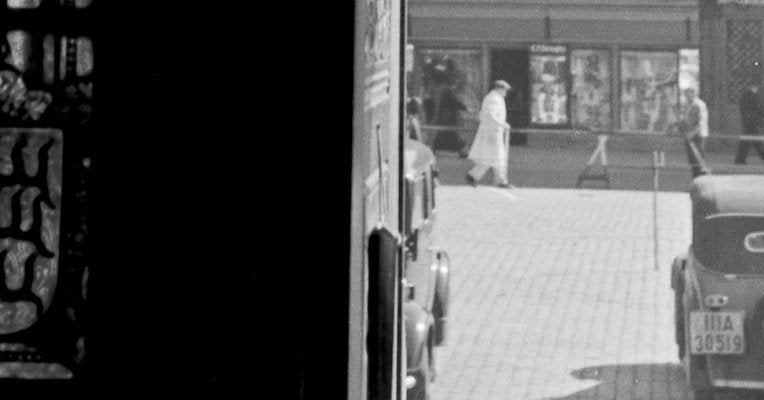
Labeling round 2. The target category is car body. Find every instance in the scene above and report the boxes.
[402,138,451,400]
[671,175,764,400]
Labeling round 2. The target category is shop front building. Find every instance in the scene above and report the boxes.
[407,0,701,148]
[699,0,764,139]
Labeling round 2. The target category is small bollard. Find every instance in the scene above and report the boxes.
[652,151,664,271]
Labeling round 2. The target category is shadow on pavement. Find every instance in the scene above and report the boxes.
[538,363,761,400]
[538,363,689,400]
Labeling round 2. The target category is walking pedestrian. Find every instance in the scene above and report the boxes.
[681,88,710,178]
[734,81,764,164]
[466,80,513,188]
[432,81,468,156]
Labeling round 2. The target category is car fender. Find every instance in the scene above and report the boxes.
[432,249,450,346]
[404,300,432,372]
[433,250,450,319]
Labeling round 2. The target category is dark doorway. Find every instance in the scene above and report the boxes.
[490,49,529,145]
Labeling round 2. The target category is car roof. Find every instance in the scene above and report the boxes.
[691,175,764,218]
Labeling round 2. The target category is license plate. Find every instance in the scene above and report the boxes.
[689,311,745,355]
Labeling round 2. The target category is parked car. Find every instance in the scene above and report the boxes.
[402,138,451,400]
[671,175,764,400]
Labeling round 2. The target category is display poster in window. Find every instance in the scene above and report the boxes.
[571,50,610,130]
[620,51,679,134]
[530,51,568,125]
[415,49,481,148]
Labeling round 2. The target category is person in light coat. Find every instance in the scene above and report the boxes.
[682,88,709,178]
[466,80,513,188]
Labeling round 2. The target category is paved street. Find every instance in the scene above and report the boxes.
[431,185,692,400]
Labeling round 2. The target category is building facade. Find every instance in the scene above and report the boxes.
[407,0,702,144]
[699,0,764,138]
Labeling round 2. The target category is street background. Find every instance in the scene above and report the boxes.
[433,132,764,192]
[432,185,691,400]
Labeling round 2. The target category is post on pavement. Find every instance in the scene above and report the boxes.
[652,150,665,271]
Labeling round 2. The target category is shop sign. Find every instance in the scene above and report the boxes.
[531,44,566,54]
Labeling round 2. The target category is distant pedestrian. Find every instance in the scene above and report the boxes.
[735,81,764,164]
[406,97,423,142]
[466,80,513,188]
[432,82,468,156]
[681,88,709,178]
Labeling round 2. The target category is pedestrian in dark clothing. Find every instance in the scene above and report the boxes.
[432,83,468,156]
[735,82,764,164]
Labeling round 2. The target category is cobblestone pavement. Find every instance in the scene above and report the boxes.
[431,185,693,400]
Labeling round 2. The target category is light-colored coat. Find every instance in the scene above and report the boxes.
[468,90,509,168]
[685,97,708,138]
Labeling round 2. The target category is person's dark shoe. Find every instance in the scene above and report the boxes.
[466,174,477,187]
[497,183,516,189]
[735,160,747,165]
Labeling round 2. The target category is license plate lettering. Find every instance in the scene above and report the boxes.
[703,313,735,331]
[690,311,745,355]
[716,334,726,352]
[691,333,743,353]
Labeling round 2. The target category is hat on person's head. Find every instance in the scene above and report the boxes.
[493,80,511,90]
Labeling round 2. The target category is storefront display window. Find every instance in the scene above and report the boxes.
[530,46,567,125]
[620,51,679,134]
[570,49,610,130]
[679,48,700,107]
[414,49,482,127]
